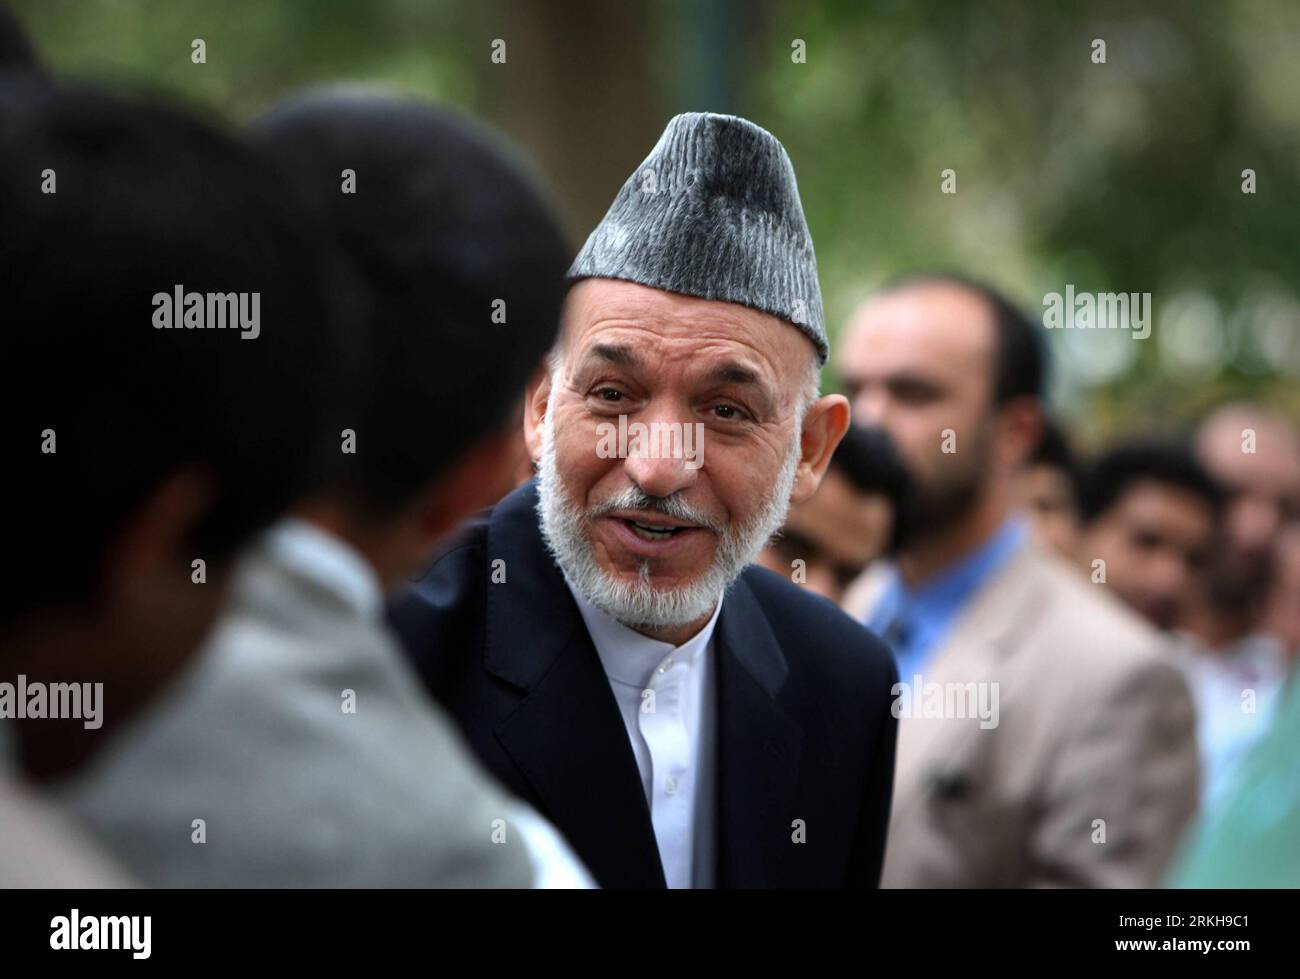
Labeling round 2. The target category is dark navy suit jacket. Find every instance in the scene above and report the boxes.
[388,481,899,888]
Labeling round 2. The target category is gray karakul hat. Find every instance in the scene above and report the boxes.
[568,112,828,364]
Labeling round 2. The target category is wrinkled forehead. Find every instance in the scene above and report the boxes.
[559,278,813,387]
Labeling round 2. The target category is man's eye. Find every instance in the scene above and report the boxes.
[893,386,937,405]
[711,404,746,421]
[1133,531,1162,552]
[594,388,624,402]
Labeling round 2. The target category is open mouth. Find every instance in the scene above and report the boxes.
[627,520,682,541]
[605,509,704,547]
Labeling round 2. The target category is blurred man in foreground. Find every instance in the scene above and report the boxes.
[840,275,1198,888]
[1,79,347,884]
[758,424,909,606]
[56,90,590,887]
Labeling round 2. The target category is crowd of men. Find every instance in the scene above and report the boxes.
[765,282,1300,886]
[3,7,1296,888]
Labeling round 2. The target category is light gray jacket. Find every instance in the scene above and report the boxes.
[56,525,558,887]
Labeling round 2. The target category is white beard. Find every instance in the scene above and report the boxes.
[536,404,801,631]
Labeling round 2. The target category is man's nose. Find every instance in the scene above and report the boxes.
[621,410,700,500]
[623,443,698,499]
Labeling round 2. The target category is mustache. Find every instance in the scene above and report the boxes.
[586,486,725,534]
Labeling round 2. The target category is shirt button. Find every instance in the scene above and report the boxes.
[659,659,674,673]
[665,776,678,795]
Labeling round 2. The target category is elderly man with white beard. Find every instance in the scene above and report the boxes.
[390,112,899,889]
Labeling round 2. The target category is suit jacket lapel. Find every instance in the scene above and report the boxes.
[481,483,666,888]
[890,546,1046,819]
[714,574,803,888]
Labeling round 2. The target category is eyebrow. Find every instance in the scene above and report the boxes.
[843,369,944,392]
[584,346,762,386]
[708,361,761,386]
[578,345,775,411]
[589,343,639,367]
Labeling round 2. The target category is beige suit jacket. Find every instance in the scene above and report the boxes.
[843,543,1199,888]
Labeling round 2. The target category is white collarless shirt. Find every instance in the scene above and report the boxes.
[565,580,721,889]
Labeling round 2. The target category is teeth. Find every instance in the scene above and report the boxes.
[630,521,676,540]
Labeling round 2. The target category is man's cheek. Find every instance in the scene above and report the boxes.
[559,417,608,467]
[888,426,931,475]
[560,427,618,497]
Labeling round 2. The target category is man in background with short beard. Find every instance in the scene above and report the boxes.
[391,112,899,889]
[839,275,1198,888]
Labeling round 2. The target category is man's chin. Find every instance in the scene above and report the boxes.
[596,559,707,594]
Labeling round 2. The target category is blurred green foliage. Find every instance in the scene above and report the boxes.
[749,0,1299,442]
[12,0,1298,444]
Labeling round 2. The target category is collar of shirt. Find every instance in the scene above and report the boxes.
[564,578,721,688]
[260,517,384,622]
[867,517,1029,671]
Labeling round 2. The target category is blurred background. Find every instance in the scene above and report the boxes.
[14,0,1297,441]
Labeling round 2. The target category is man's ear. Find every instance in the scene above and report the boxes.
[996,396,1044,473]
[522,361,553,464]
[103,467,217,611]
[791,393,851,504]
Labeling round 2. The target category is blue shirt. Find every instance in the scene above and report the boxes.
[865,519,1029,681]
